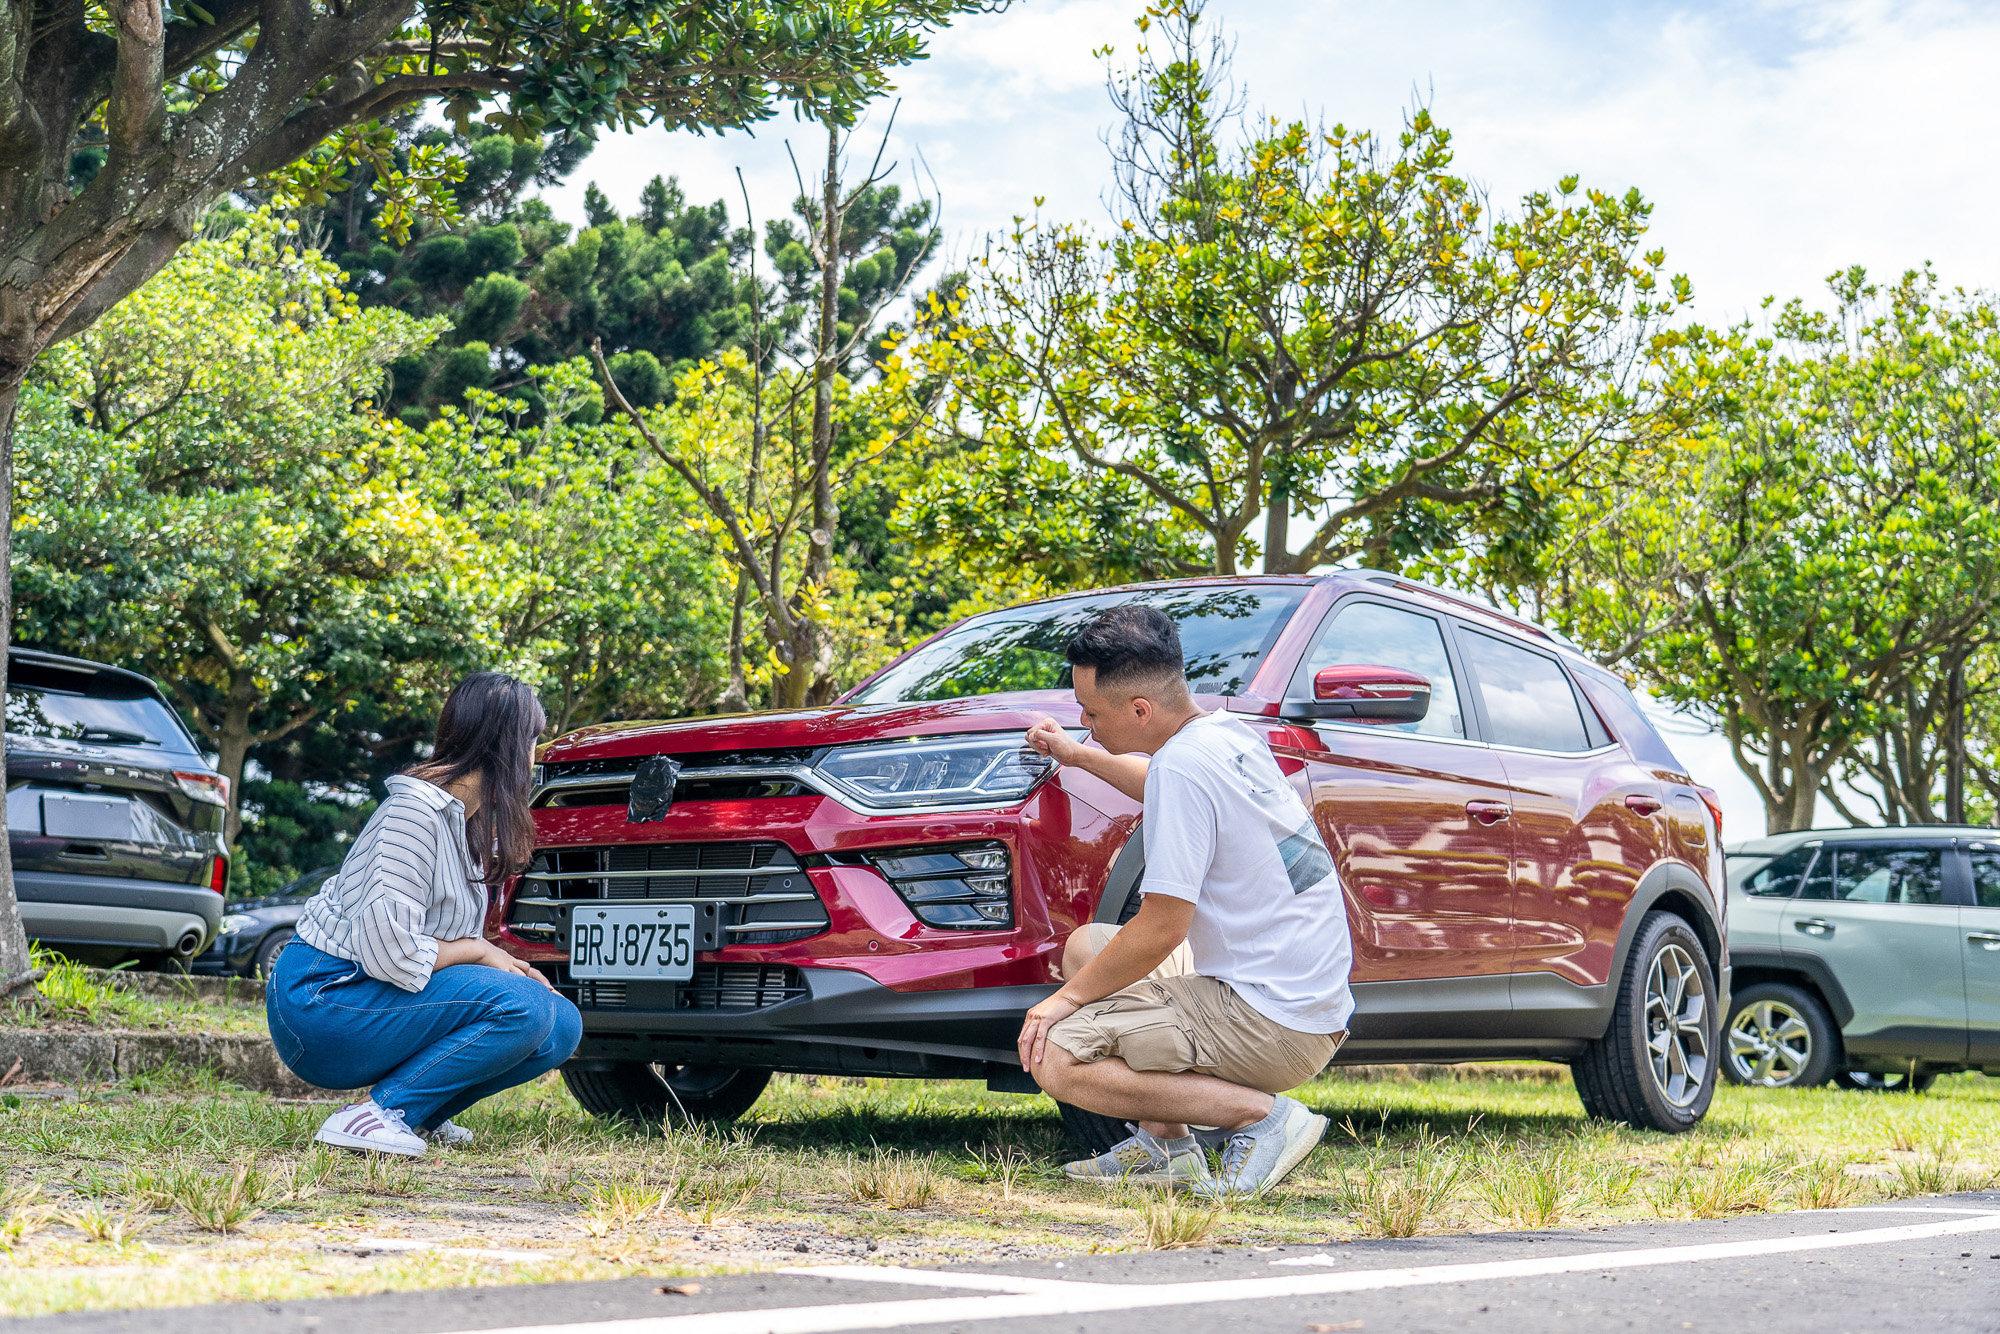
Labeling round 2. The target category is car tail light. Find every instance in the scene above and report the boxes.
[174,769,231,807]
[1694,786,1723,844]
[208,856,228,893]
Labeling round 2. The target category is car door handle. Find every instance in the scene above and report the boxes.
[1970,933,2000,951]
[1624,794,1663,817]
[1465,800,1510,826]
[1794,918,1835,937]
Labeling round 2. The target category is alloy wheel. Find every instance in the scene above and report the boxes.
[1727,999,1812,1087]
[1644,943,1711,1107]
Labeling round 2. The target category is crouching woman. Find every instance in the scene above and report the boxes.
[268,673,581,1156]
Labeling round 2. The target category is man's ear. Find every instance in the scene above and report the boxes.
[1129,693,1155,725]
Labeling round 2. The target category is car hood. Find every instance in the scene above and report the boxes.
[543,693,1083,762]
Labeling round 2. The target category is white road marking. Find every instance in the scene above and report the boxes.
[778,1266,1087,1293]
[434,1211,2000,1334]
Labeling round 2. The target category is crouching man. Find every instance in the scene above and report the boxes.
[1021,605,1353,1197]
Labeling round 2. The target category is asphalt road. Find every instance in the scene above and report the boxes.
[25,1194,2000,1334]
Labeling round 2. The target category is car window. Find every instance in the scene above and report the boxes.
[846,587,1305,703]
[1969,850,2000,908]
[6,684,201,755]
[1742,847,1814,897]
[1288,600,1466,739]
[1456,630,1592,752]
[1798,846,1946,905]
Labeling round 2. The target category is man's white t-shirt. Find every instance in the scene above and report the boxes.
[1140,710,1354,1034]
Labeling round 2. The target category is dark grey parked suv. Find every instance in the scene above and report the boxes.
[7,648,229,966]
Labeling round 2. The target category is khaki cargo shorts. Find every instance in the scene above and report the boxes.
[1048,925,1344,1095]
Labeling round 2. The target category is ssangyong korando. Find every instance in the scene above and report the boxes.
[489,574,1728,1143]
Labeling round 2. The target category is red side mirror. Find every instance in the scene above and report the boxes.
[1284,664,1432,724]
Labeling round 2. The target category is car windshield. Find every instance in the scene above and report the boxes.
[6,684,201,755]
[847,586,1307,704]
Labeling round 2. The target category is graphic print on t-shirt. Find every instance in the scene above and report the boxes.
[1277,819,1336,894]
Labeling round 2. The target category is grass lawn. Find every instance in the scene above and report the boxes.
[2,1063,1997,1317]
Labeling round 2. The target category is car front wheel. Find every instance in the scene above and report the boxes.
[1572,911,1719,1133]
[252,928,295,980]
[1723,983,1837,1089]
[561,1062,772,1127]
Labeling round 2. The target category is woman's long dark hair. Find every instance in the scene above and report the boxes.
[407,673,546,889]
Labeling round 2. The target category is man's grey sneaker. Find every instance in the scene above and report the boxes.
[422,1119,474,1148]
[1191,1096,1328,1198]
[314,1100,426,1157]
[1064,1127,1214,1186]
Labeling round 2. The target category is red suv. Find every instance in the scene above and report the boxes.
[490,574,1728,1139]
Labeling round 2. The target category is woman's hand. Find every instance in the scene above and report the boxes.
[435,937,556,991]
[1017,990,1081,1072]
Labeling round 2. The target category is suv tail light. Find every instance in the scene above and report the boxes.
[208,856,228,893]
[1694,786,1723,844]
[174,769,231,807]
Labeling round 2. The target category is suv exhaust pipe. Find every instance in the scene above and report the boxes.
[174,928,204,957]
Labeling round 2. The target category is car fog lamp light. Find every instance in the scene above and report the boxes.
[864,841,1015,930]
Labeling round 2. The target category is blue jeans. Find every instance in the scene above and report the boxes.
[268,941,582,1130]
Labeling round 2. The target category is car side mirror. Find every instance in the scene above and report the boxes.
[1282,665,1432,724]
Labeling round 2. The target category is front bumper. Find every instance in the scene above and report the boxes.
[558,964,1054,1092]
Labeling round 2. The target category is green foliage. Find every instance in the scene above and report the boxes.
[906,6,1687,580]
[1534,269,2000,832]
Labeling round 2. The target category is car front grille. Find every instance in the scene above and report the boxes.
[543,962,809,1012]
[514,840,830,945]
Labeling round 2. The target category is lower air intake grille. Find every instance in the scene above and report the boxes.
[540,963,807,1013]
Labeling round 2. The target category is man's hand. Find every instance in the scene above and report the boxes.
[1018,990,1081,1072]
[1025,718,1084,766]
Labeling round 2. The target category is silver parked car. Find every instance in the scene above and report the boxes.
[1724,826,2000,1091]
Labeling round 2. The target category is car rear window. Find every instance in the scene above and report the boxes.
[847,587,1306,704]
[1800,846,1946,906]
[1457,630,1593,752]
[6,675,201,756]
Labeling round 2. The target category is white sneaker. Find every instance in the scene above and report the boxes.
[423,1119,474,1148]
[1190,1096,1328,1198]
[314,1100,426,1157]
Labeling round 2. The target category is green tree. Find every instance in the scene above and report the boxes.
[0,0,992,994]
[1539,270,2000,834]
[14,217,472,845]
[910,6,1687,579]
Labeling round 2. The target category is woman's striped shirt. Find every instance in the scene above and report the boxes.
[294,775,487,993]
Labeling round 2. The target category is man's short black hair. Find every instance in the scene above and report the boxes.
[1064,604,1187,695]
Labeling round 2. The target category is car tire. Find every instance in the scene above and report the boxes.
[1722,982,1838,1089]
[561,1062,772,1126]
[252,928,295,980]
[1832,1069,1939,1094]
[1572,911,1719,1133]
[1055,1100,1132,1157]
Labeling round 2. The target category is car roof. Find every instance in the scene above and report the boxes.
[1727,825,1998,857]
[977,570,1579,656]
[9,645,166,698]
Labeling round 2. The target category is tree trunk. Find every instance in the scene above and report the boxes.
[802,122,843,700]
[718,572,750,713]
[0,377,34,995]
[1262,479,1291,575]
[1947,658,1967,823]
[214,668,260,847]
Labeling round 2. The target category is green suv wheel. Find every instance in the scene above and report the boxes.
[1723,983,1837,1088]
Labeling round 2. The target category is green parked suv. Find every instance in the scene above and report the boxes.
[1724,826,2000,1091]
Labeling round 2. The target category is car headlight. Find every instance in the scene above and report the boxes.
[218,914,257,935]
[866,841,1014,929]
[812,732,1062,810]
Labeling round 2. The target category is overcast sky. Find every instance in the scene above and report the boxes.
[536,0,2000,836]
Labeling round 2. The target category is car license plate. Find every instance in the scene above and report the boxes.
[569,904,697,981]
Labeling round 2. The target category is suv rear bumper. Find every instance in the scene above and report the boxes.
[17,869,220,953]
